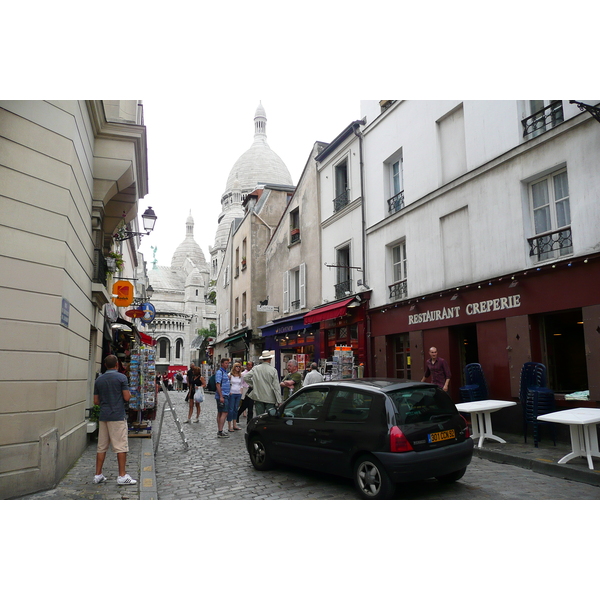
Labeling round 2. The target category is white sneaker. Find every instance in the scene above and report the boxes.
[117,474,137,485]
[93,474,107,484]
[183,419,190,424]
[192,418,199,423]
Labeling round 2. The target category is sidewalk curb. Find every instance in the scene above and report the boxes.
[475,447,600,488]
[139,437,158,500]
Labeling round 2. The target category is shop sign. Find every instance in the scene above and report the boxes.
[112,280,134,307]
[408,294,521,325]
[60,298,70,328]
[139,302,156,324]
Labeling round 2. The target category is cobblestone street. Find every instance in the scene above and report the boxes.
[153,390,600,501]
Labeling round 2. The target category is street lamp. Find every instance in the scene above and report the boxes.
[114,206,158,242]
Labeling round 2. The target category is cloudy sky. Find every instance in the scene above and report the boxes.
[137,96,361,269]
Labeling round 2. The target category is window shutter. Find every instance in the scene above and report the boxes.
[283,270,290,313]
[299,263,306,308]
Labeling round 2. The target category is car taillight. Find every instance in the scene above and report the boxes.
[390,426,413,453]
[460,415,471,438]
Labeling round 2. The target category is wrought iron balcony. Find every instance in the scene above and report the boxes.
[389,279,408,300]
[333,190,349,212]
[93,249,109,287]
[387,190,405,215]
[291,299,300,310]
[334,279,352,299]
[522,101,564,137]
[528,226,572,261]
[290,229,300,244]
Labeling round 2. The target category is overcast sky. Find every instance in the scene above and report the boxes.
[137,97,361,269]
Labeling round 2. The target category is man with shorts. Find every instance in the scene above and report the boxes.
[215,357,231,438]
[93,354,137,485]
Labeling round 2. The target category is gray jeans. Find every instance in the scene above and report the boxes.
[254,400,275,416]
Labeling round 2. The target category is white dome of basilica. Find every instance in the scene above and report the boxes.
[171,213,208,270]
[224,103,293,193]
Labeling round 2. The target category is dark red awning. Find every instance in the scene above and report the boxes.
[139,331,156,346]
[303,298,354,325]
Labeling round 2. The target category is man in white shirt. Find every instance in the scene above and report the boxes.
[303,362,324,386]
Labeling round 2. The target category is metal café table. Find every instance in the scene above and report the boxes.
[455,400,517,448]
[537,408,600,470]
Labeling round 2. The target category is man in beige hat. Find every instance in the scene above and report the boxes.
[243,350,282,415]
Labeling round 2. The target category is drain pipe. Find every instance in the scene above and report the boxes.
[353,120,373,375]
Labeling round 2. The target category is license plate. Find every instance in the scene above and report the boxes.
[428,429,455,443]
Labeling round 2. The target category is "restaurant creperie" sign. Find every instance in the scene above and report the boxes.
[408,294,521,325]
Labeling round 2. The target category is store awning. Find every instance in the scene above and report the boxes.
[259,314,309,337]
[139,331,156,346]
[224,330,248,347]
[304,298,354,324]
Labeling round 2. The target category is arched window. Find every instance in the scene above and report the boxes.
[158,338,170,361]
[176,339,183,360]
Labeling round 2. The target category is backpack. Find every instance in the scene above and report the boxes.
[207,374,217,392]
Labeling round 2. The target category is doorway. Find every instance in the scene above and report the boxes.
[453,324,479,385]
[540,309,587,393]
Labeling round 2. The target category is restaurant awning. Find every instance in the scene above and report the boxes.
[304,298,354,325]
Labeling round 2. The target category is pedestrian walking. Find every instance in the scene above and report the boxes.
[185,361,196,403]
[227,362,244,432]
[215,357,231,437]
[243,350,281,415]
[237,361,254,422]
[421,347,451,392]
[93,354,137,486]
[280,359,302,400]
[303,362,323,386]
[175,371,183,391]
[184,365,205,423]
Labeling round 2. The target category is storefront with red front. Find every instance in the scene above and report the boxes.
[304,293,370,379]
[368,256,600,431]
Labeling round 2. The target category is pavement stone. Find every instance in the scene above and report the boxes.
[13,387,600,500]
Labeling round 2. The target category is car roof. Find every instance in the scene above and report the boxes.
[322,378,437,393]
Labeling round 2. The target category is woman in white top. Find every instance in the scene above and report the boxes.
[227,362,244,432]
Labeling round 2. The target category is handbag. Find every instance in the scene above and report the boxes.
[193,387,204,403]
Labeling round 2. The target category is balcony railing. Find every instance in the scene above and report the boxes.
[389,279,408,300]
[387,190,405,214]
[93,249,109,287]
[291,299,300,310]
[290,229,300,244]
[522,101,564,137]
[334,279,352,299]
[528,226,572,261]
[333,190,349,212]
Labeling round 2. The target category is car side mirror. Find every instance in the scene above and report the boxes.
[268,407,278,417]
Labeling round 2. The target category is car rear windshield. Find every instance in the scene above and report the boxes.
[387,387,457,425]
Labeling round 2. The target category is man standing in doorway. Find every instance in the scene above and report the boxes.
[243,351,281,415]
[215,357,231,438]
[421,347,451,392]
[93,354,137,486]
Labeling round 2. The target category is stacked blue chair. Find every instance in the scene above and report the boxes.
[519,362,556,447]
[459,363,489,402]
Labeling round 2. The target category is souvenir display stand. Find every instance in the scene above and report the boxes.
[127,344,157,437]
[331,346,354,380]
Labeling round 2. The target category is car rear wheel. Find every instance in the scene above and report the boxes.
[248,435,275,471]
[353,456,396,500]
[436,466,467,483]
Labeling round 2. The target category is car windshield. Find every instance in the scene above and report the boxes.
[387,387,457,425]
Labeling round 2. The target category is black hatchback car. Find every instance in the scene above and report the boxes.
[245,379,473,499]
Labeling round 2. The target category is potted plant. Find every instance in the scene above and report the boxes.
[107,251,124,272]
[241,256,247,268]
